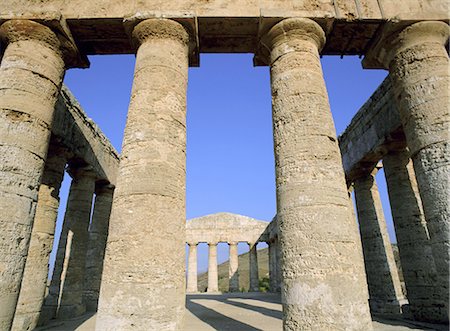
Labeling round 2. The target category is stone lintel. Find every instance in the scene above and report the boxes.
[52,86,119,187]
[0,13,89,68]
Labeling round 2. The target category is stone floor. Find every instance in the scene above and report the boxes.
[37,293,446,331]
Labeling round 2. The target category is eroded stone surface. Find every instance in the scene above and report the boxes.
[83,185,114,312]
[0,19,66,330]
[96,18,189,330]
[354,169,405,315]
[263,17,373,330]
[383,149,442,322]
[11,143,67,331]
[228,243,239,292]
[365,21,450,323]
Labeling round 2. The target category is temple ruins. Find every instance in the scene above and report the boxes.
[0,0,448,330]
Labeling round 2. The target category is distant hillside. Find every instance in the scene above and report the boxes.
[197,244,404,293]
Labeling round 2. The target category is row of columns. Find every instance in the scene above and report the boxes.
[10,156,114,331]
[0,15,448,331]
[353,20,449,324]
[186,241,281,293]
[353,146,447,323]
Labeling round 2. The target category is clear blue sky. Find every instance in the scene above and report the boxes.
[50,54,390,275]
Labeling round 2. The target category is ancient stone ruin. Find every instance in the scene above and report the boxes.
[0,0,448,330]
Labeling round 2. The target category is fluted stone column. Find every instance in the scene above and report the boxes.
[83,184,114,312]
[186,243,198,293]
[248,242,259,292]
[0,20,68,329]
[228,242,239,292]
[12,144,67,331]
[207,243,219,293]
[56,167,96,319]
[383,149,441,322]
[354,170,404,314]
[268,240,277,292]
[261,18,372,329]
[96,19,189,330]
[364,21,449,322]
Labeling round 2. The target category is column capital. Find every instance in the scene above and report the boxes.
[207,242,217,246]
[0,19,89,68]
[186,242,198,247]
[354,170,376,184]
[363,21,449,69]
[131,18,189,47]
[228,241,238,246]
[123,16,199,67]
[67,164,96,180]
[259,18,326,66]
[95,183,115,196]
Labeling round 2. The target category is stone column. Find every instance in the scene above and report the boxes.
[56,167,96,319]
[268,240,277,292]
[41,166,95,322]
[207,243,219,293]
[248,242,259,292]
[83,184,114,312]
[363,21,449,323]
[0,20,67,329]
[383,149,441,322]
[228,242,239,292]
[261,18,372,329]
[12,144,67,331]
[186,243,198,293]
[353,170,404,314]
[274,237,281,292]
[96,19,190,330]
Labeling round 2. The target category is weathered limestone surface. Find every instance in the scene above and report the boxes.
[0,20,67,330]
[263,17,372,329]
[186,212,270,244]
[248,243,259,292]
[42,167,94,323]
[0,0,446,60]
[364,21,450,323]
[207,243,219,293]
[57,168,95,319]
[96,19,189,330]
[83,185,114,312]
[275,239,281,293]
[12,143,67,331]
[383,149,441,322]
[268,240,277,292]
[353,170,404,315]
[52,86,119,185]
[338,77,404,181]
[186,213,280,293]
[228,242,239,292]
[186,243,198,293]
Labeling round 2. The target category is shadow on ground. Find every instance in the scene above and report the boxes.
[35,293,447,331]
